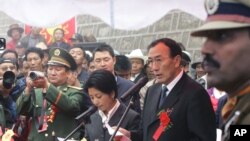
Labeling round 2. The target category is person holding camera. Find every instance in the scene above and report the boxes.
[16,47,92,141]
[0,58,30,141]
[0,58,19,131]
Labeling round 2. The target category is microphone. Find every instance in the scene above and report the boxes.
[75,106,98,121]
[121,76,148,101]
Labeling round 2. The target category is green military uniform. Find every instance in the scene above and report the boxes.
[233,91,250,124]
[17,84,91,141]
[221,88,250,141]
[16,48,92,141]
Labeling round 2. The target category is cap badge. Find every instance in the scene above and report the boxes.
[54,49,60,56]
[205,0,219,15]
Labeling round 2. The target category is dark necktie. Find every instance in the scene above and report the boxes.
[159,86,168,108]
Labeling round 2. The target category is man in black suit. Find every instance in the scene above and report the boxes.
[119,38,216,141]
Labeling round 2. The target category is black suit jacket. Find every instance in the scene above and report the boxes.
[85,103,140,141]
[215,95,227,128]
[116,76,134,98]
[133,72,147,84]
[116,76,141,113]
[132,73,216,141]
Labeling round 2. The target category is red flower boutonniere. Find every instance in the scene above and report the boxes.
[153,109,173,141]
[47,105,59,123]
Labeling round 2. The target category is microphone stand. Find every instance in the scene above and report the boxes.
[108,96,134,141]
[63,119,89,141]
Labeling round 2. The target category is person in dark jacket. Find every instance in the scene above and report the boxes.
[92,44,141,113]
[49,28,71,51]
[118,38,216,141]
[84,69,140,141]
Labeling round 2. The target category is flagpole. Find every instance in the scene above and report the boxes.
[74,16,77,34]
[110,0,114,28]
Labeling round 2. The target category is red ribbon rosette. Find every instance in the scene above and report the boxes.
[153,111,170,141]
[160,112,170,127]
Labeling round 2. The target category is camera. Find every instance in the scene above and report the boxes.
[3,71,15,89]
[0,38,6,50]
[29,71,45,80]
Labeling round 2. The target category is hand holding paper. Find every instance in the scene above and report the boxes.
[105,124,131,141]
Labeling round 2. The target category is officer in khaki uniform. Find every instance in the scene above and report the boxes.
[17,48,92,141]
[192,0,250,140]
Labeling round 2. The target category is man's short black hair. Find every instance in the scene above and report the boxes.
[115,55,131,72]
[70,45,86,57]
[148,38,182,58]
[93,43,115,59]
[24,47,44,61]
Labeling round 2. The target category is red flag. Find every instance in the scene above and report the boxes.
[25,17,75,45]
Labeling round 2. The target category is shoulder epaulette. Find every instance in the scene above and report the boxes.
[67,85,83,90]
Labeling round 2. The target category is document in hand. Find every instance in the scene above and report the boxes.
[105,123,131,141]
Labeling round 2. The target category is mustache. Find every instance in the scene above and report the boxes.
[202,54,220,69]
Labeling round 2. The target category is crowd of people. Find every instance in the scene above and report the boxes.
[1,0,250,141]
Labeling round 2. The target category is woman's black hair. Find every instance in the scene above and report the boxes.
[84,69,118,98]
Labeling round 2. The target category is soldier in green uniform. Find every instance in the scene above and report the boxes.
[16,48,92,141]
[192,0,250,140]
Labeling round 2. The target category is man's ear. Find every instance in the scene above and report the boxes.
[65,69,71,77]
[113,56,116,65]
[174,55,182,67]
[111,90,116,99]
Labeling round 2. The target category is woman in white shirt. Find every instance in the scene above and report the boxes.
[83,69,140,141]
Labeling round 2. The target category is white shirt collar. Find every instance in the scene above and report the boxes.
[163,71,184,95]
[98,100,120,124]
[115,76,118,82]
[130,73,140,81]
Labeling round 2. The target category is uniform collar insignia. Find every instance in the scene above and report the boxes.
[205,0,219,15]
